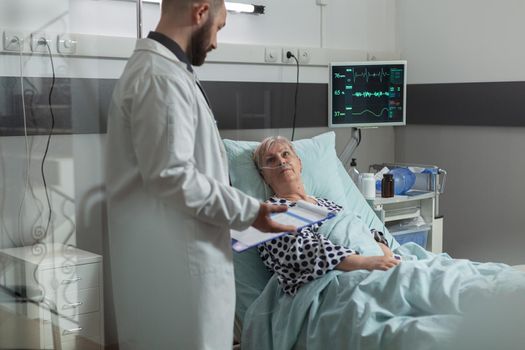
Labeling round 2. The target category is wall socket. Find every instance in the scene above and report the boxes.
[3,31,24,52]
[298,49,311,64]
[282,48,298,64]
[264,47,279,63]
[31,32,50,53]
[57,34,77,55]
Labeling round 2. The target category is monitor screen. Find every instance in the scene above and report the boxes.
[329,60,407,128]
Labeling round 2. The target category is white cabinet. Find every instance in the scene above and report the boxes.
[368,192,443,253]
[0,243,104,349]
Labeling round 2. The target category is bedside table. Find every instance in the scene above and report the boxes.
[367,191,443,253]
[0,243,104,349]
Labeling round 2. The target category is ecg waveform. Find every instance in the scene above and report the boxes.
[351,108,390,118]
[352,91,391,98]
[353,68,390,83]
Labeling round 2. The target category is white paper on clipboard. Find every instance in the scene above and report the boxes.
[230,200,335,252]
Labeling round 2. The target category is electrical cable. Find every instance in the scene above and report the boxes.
[22,77,47,224]
[17,36,31,246]
[287,51,300,141]
[319,5,325,48]
[5,37,29,246]
[20,80,47,241]
[41,40,56,240]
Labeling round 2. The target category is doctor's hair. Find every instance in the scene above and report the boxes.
[253,136,299,172]
[161,0,224,15]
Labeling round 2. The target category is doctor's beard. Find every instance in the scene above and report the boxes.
[190,16,214,66]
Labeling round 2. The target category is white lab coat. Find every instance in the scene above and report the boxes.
[105,38,260,350]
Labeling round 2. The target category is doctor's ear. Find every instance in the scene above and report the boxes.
[192,2,210,25]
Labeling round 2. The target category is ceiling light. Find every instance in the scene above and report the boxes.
[225,2,265,14]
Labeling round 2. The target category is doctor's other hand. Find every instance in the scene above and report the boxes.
[252,203,297,233]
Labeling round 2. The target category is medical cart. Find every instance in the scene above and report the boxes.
[367,163,447,254]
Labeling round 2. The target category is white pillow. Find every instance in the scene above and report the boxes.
[224,132,347,204]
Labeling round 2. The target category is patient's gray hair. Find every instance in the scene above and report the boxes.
[253,136,299,171]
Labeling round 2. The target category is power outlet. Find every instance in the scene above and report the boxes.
[57,34,77,55]
[3,31,24,52]
[298,48,311,64]
[282,48,298,64]
[264,47,279,63]
[367,53,378,61]
[31,32,50,53]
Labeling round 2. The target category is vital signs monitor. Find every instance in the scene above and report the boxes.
[329,60,407,128]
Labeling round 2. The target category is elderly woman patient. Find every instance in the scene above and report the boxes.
[253,136,400,295]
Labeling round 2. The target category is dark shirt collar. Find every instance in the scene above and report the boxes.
[146,31,211,108]
[147,31,193,73]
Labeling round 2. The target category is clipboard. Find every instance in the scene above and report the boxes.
[231,200,336,252]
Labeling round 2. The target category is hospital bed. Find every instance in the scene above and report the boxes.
[224,132,392,345]
[223,132,525,350]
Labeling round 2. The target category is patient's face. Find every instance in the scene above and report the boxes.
[260,143,302,190]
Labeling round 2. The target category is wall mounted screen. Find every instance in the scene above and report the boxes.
[329,60,407,128]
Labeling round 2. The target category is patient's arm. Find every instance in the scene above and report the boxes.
[336,254,399,272]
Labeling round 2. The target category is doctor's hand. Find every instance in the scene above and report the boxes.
[252,203,297,233]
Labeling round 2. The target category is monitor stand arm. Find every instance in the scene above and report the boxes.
[338,127,360,172]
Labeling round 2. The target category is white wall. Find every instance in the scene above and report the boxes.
[395,0,525,264]
[397,0,525,84]
[1,0,398,345]
[67,0,396,51]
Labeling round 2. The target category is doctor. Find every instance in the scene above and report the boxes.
[105,0,295,349]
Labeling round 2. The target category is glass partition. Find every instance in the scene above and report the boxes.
[0,1,159,348]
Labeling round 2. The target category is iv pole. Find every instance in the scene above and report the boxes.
[136,0,143,38]
[338,127,360,171]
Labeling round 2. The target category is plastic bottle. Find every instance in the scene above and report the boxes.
[361,173,376,199]
[390,168,416,195]
[375,168,416,195]
[349,158,360,186]
[381,173,394,198]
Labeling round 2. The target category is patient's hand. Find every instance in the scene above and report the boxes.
[378,242,394,257]
[359,255,400,271]
[336,255,400,272]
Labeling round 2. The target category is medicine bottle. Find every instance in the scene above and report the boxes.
[381,173,394,198]
[361,173,376,199]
